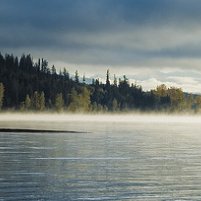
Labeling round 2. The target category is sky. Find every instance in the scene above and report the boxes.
[1,0,201,93]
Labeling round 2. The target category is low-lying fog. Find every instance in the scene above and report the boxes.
[0,113,201,124]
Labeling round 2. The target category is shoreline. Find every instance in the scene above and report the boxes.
[0,128,84,133]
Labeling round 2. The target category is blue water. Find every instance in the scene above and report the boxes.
[1,121,201,200]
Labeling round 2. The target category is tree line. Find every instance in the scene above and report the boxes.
[0,53,200,113]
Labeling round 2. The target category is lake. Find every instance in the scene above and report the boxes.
[1,114,201,200]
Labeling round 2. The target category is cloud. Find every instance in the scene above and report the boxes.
[1,0,201,92]
[136,77,201,93]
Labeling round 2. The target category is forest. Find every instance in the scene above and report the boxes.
[0,53,201,113]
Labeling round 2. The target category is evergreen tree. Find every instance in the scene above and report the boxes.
[51,65,56,75]
[25,94,31,110]
[112,98,118,111]
[68,88,79,112]
[39,91,45,111]
[92,102,98,111]
[106,69,110,87]
[75,70,79,83]
[83,74,86,83]
[20,101,25,111]
[55,93,64,112]
[32,91,40,110]
[92,78,95,85]
[0,52,197,113]
[80,86,91,111]
[113,74,117,87]
[41,58,48,73]
[0,83,4,110]
[63,68,69,80]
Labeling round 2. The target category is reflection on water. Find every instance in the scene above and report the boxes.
[1,121,201,200]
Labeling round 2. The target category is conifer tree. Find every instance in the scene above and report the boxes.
[25,94,31,110]
[39,91,45,111]
[83,74,86,83]
[106,69,110,87]
[0,83,4,110]
[75,70,79,83]
[55,93,64,112]
[80,86,91,111]
[68,88,80,112]
[63,68,69,80]
[113,74,117,87]
[32,91,40,110]
[51,65,56,75]
[112,98,118,111]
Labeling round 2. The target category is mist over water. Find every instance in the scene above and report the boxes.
[1,113,201,124]
[1,113,201,200]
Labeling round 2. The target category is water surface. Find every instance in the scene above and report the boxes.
[1,118,201,200]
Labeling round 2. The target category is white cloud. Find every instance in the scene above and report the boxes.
[167,76,199,85]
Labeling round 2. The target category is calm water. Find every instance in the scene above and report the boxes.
[1,121,201,200]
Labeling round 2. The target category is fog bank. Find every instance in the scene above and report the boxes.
[0,113,201,124]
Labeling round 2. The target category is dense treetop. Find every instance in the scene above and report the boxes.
[0,53,200,113]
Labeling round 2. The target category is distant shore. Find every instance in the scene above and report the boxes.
[0,128,82,133]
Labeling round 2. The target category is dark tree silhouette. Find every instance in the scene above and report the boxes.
[0,53,197,112]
